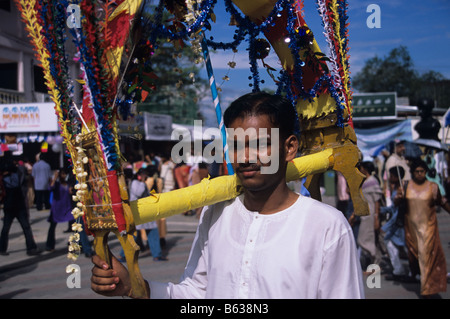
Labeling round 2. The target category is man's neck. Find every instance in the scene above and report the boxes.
[243,181,298,215]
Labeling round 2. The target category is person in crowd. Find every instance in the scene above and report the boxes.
[0,155,40,256]
[145,153,160,172]
[143,165,165,249]
[90,91,364,299]
[45,168,75,251]
[403,159,450,298]
[121,168,167,262]
[132,155,148,175]
[173,160,191,216]
[350,161,384,271]
[380,166,411,282]
[159,154,176,193]
[17,157,33,217]
[384,140,411,207]
[157,154,176,247]
[32,152,52,210]
[336,171,350,216]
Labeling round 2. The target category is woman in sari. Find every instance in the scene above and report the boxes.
[404,159,450,297]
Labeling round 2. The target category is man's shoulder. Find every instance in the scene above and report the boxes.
[297,195,342,215]
[294,196,351,231]
[33,160,51,168]
[205,196,239,213]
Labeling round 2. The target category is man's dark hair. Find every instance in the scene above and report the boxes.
[389,166,405,179]
[223,92,297,139]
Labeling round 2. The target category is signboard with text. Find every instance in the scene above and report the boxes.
[352,92,397,120]
[144,113,173,141]
[0,103,59,133]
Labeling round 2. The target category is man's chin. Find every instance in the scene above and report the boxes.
[239,177,272,193]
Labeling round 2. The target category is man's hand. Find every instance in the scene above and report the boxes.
[91,255,132,297]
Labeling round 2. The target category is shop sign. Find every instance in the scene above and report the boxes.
[0,103,59,133]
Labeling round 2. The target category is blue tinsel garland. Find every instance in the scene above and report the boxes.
[62,0,120,170]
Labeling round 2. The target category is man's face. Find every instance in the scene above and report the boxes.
[227,114,287,192]
[395,143,405,156]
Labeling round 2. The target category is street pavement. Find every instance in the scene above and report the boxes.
[0,196,449,299]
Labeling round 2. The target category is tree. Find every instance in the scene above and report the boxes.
[137,40,208,125]
[352,46,449,108]
[352,46,419,98]
[120,5,209,125]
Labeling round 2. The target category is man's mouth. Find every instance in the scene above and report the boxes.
[237,165,261,177]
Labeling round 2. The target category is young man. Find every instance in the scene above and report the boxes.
[385,140,411,183]
[91,92,364,298]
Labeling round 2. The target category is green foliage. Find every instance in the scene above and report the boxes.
[135,8,208,125]
[352,46,449,108]
[137,41,208,125]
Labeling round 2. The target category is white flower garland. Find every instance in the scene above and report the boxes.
[67,136,89,261]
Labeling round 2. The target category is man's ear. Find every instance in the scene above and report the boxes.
[284,135,299,162]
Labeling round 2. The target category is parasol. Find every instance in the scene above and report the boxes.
[414,138,449,152]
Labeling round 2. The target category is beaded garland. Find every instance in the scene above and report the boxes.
[139,0,351,127]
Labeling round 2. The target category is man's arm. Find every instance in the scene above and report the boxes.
[318,226,365,299]
[91,206,212,299]
[149,206,211,299]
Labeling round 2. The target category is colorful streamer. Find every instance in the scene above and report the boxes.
[201,36,234,175]
[316,0,352,123]
[15,0,144,243]
[14,0,77,161]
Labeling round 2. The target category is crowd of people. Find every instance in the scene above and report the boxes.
[1,101,450,299]
[339,139,450,298]
[0,147,224,261]
[0,151,94,257]
[118,149,224,258]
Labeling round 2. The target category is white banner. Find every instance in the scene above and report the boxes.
[355,119,413,161]
[0,103,59,133]
[144,113,173,141]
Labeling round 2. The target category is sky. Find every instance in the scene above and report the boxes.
[197,0,450,127]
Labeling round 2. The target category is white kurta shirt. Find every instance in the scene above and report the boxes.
[150,194,365,299]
